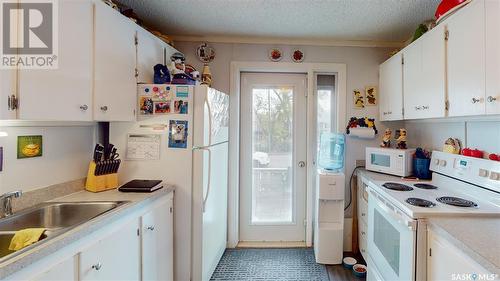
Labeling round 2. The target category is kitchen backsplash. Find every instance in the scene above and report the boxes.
[0,125,95,194]
[405,120,500,153]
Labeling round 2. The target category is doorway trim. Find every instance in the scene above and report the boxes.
[229,61,347,248]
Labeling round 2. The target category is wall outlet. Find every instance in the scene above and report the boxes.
[356,159,365,167]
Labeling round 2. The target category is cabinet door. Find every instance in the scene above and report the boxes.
[94,1,137,121]
[403,24,446,120]
[427,229,491,280]
[0,70,17,120]
[446,0,486,116]
[485,0,500,114]
[17,0,93,121]
[80,219,140,281]
[141,196,174,281]
[136,27,165,84]
[31,256,76,281]
[379,52,403,121]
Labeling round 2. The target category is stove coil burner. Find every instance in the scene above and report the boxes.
[382,182,414,191]
[406,198,436,208]
[436,196,478,207]
[414,183,438,190]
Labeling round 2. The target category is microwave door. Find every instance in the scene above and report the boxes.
[367,193,416,281]
[370,153,393,174]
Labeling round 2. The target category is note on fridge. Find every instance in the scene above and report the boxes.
[126,134,161,160]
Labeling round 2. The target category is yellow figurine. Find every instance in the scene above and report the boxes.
[380,128,392,148]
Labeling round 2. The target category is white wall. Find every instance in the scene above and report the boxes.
[176,41,404,218]
[0,125,95,194]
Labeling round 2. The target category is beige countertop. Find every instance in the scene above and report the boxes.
[428,217,500,274]
[0,186,174,279]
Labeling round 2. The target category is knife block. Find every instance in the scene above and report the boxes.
[85,161,119,192]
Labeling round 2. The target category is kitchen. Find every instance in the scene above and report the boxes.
[0,0,498,281]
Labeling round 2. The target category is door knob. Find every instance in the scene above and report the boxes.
[487,96,497,103]
[298,161,306,168]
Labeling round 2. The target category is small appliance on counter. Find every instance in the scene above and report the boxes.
[85,143,121,192]
[366,147,416,177]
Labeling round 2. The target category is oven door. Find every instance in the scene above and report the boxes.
[367,189,416,281]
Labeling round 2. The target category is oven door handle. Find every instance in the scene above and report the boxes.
[369,189,417,231]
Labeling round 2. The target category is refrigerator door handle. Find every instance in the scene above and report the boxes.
[194,147,212,213]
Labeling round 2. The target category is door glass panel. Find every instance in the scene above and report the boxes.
[374,209,400,275]
[371,154,391,167]
[251,87,294,224]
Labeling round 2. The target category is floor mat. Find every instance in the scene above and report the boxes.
[210,248,330,281]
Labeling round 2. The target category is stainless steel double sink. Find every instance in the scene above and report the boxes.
[0,201,128,261]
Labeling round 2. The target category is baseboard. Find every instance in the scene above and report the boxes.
[237,241,307,248]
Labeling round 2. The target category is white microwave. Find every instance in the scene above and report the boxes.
[365,147,415,177]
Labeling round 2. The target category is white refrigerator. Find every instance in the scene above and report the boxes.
[110,85,229,281]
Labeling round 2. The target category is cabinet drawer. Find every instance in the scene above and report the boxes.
[358,199,368,225]
[358,221,368,259]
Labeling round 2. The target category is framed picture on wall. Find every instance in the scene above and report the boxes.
[365,86,377,106]
[353,89,365,109]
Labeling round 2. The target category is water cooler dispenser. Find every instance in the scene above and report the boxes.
[314,133,345,264]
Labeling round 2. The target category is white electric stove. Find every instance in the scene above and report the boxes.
[365,151,500,281]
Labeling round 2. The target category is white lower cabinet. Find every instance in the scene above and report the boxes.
[141,196,174,281]
[427,228,491,280]
[3,193,174,281]
[80,218,140,281]
[30,256,76,281]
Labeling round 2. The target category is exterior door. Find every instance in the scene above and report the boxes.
[240,73,307,242]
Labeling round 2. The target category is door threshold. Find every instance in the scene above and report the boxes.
[237,241,307,248]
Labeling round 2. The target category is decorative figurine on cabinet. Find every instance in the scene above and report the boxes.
[153,64,171,84]
[395,128,407,149]
[380,128,392,148]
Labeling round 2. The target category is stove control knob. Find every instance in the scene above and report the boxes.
[490,172,500,181]
[439,160,447,167]
[478,169,489,177]
[434,159,440,165]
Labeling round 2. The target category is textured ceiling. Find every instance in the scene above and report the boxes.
[118,0,440,43]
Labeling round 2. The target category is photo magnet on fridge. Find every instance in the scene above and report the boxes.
[168,120,188,149]
[176,86,189,98]
[174,100,188,114]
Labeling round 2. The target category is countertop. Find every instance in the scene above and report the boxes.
[356,169,500,274]
[428,217,500,274]
[0,185,174,279]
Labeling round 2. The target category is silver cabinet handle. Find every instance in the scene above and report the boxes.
[472,98,481,104]
[415,106,422,110]
[80,105,88,111]
[361,231,366,235]
[92,263,102,271]
[298,161,306,168]
[361,212,366,217]
[422,105,429,110]
[487,96,497,103]
[146,225,155,231]
[100,106,108,111]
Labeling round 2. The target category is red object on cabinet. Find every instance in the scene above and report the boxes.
[435,0,470,21]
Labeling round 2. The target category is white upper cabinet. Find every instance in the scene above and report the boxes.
[446,0,486,117]
[17,0,93,121]
[80,218,140,281]
[485,0,500,114]
[0,70,17,120]
[94,0,137,121]
[379,52,403,121]
[136,27,166,84]
[403,24,446,120]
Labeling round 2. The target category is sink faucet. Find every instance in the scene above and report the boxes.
[0,190,22,218]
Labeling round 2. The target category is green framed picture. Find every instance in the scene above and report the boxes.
[17,135,43,159]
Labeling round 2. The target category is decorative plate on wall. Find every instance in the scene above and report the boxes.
[292,49,304,63]
[269,48,283,62]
